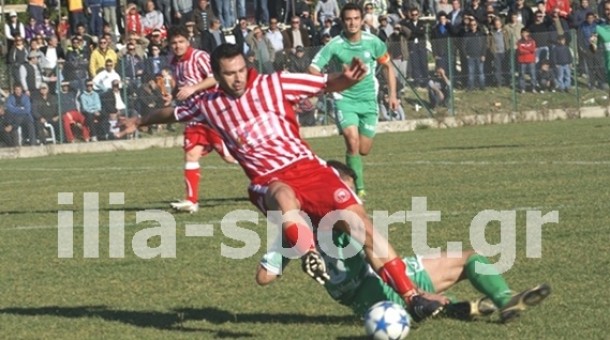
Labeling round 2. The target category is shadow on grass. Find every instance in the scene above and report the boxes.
[0,305,358,336]
[174,307,358,325]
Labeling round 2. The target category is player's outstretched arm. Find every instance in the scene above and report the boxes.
[325,57,368,93]
[116,106,177,138]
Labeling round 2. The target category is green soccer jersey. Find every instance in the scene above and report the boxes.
[596,24,610,85]
[261,231,368,300]
[310,31,388,104]
[260,232,436,316]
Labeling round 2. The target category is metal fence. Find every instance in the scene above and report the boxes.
[1,28,608,146]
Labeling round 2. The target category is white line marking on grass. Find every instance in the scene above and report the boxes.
[0,166,241,172]
[368,160,610,166]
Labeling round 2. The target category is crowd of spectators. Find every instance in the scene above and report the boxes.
[0,0,608,146]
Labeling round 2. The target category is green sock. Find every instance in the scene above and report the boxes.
[465,254,513,308]
[346,154,364,191]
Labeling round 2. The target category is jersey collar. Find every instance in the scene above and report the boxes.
[172,46,194,64]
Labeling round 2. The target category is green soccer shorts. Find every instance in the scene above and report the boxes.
[335,99,379,138]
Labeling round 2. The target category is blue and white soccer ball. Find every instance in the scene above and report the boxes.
[364,301,410,340]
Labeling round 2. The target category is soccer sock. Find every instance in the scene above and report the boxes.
[346,154,364,191]
[284,223,315,255]
[465,254,513,308]
[184,162,200,204]
[378,257,417,301]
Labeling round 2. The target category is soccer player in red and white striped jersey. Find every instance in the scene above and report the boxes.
[167,26,235,214]
[119,44,445,320]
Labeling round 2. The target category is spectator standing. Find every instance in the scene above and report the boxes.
[487,17,509,87]
[7,37,29,86]
[314,0,340,26]
[403,7,429,87]
[214,0,234,28]
[528,10,554,65]
[517,28,537,93]
[387,22,410,87]
[247,26,276,74]
[155,0,172,29]
[125,4,143,36]
[201,18,226,54]
[463,18,487,91]
[430,11,451,78]
[254,0,270,26]
[579,13,605,89]
[102,0,118,36]
[551,34,572,92]
[28,0,46,24]
[4,11,25,53]
[174,0,194,24]
[193,0,216,34]
[86,0,104,37]
[68,0,88,35]
[508,0,534,28]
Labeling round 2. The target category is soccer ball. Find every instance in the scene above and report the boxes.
[364,301,410,340]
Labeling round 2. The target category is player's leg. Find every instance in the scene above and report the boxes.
[422,250,551,322]
[171,146,203,213]
[422,250,512,307]
[337,107,366,196]
[264,181,317,256]
[333,204,446,321]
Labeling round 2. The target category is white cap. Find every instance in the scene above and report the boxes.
[9,11,17,17]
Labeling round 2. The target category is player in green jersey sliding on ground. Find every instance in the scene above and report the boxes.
[256,161,551,323]
[308,3,398,199]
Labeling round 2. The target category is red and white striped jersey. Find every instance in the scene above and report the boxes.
[171,47,213,87]
[175,69,328,179]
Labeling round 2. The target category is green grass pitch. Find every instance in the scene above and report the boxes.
[1,118,609,339]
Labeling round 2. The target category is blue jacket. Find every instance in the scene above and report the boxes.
[6,94,32,116]
[79,90,102,113]
[86,0,103,7]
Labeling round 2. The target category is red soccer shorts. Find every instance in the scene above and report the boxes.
[247,158,361,225]
[183,123,229,157]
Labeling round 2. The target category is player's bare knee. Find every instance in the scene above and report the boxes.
[267,183,298,211]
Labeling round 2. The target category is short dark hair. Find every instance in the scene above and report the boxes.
[326,160,357,183]
[341,3,363,21]
[168,25,190,40]
[211,43,244,77]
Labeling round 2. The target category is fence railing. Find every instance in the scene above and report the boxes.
[1,28,607,147]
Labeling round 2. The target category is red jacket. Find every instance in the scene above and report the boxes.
[517,37,536,64]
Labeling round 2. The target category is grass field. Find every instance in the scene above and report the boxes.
[1,118,609,339]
